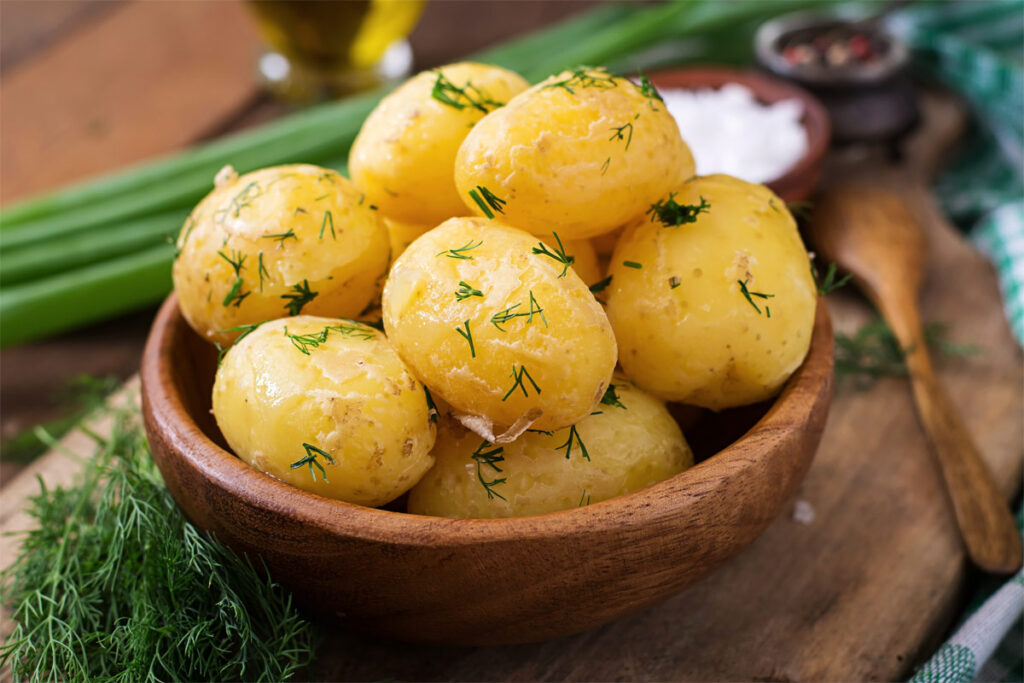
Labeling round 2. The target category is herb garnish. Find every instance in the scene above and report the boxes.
[578,490,592,506]
[556,425,590,461]
[647,193,710,227]
[527,291,547,326]
[281,279,318,315]
[669,276,681,289]
[320,210,335,239]
[216,321,265,344]
[737,278,775,316]
[222,278,249,307]
[601,157,611,175]
[217,249,247,277]
[609,114,639,151]
[468,186,506,219]
[437,239,482,260]
[600,384,626,409]
[284,321,374,355]
[455,320,476,358]
[532,232,575,277]
[215,181,262,223]
[263,228,298,245]
[424,386,438,423]
[290,442,335,483]
[544,66,618,94]
[590,275,612,293]
[455,281,484,301]
[431,72,504,114]
[257,252,270,290]
[623,261,642,269]
[635,74,664,108]
[502,364,541,401]
[490,291,547,331]
[813,262,852,296]
[471,440,507,500]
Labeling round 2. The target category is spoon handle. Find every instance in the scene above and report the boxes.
[881,298,1023,574]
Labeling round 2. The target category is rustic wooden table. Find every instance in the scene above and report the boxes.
[2,2,1022,681]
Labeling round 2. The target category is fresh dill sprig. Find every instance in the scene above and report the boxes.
[263,228,298,245]
[257,252,270,291]
[589,275,612,294]
[0,404,317,681]
[290,442,335,483]
[556,424,590,461]
[836,319,980,388]
[455,320,476,358]
[609,114,638,151]
[491,303,523,331]
[431,72,504,114]
[502,364,541,401]
[455,281,483,301]
[223,277,249,307]
[437,240,482,260]
[424,386,438,423]
[215,181,262,223]
[217,249,247,277]
[600,384,625,409]
[216,321,265,345]
[623,261,642,269]
[320,210,335,240]
[471,440,507,501]
[527,290,547,326]
[601,157,611,175]
[284,321,374,355]
[544,66,618,94]
[532,232,575,277]
[578,490,592,507]
[669,276,681,289]
[175,216,197,259]
[468,186,506,219]
[634,74,664,108]
[737,278,775,317]
[281,279,318,316]
[647,193,710,227]
[813,262,852,296]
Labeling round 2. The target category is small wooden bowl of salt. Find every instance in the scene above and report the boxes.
[648,66,831,202]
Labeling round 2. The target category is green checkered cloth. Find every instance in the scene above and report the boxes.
[890,0,1024,346]
[911,503,1024,683]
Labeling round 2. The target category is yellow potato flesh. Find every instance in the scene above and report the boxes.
[454,67,695,239]
[382,217,617,433]
[349,62,529,225]
[212,316,435,507]
[173,164,389,347]
[407,377,692,518]
[606,174,817,409]
[385,217,433,260]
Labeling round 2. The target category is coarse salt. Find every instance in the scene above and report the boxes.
[661,83,808,184]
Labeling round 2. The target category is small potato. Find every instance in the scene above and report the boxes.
[382,217,617,435]
[173,164,389,347]
[212,316,435,506]
[455,67,695,239]
[408,377,693,518]
[606,174,817,409]
[349,62,529,225]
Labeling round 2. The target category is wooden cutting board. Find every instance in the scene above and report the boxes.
[2,92,1021,682]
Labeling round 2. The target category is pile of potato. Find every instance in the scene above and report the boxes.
[172,62,817,518]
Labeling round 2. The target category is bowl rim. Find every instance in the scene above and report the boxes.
[142,294,833,546]
[645,65,831,196]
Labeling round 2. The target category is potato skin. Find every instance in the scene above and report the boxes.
[606,174,817,409]
[173,164,389,347]
[454,67,695,239]
[349,62,529,225]
[382,217,617,433]
[407,377,692,518]
[384,217,433,260]
[212,316,435,506]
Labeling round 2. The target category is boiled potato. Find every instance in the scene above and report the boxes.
[349,62,529,225]
[173,164,389,347]
[408,376,692,518]
[382,217,617,435]
[212,316,435,506]
[454,67,695,239]
[606,174,817,409]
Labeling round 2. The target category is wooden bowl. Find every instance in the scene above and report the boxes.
[649,66,831,203]
[140,295,834,645]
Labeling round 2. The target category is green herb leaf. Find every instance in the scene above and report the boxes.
[437,240,483,260]
[468,186,506,219]
[290,442,335,483]
[813,262,852,296]
[431,72,504,114]
[471,440,507,500]
[532,232,575,277]
[556,424,590,461]
[600,384,625,409]
[737,278,774,316]
[623,261,642,269]
[456,320,476,358]
[281,279,318,316]
[647,193,710,227]
[502,364,541,401]
[455,281,484,302]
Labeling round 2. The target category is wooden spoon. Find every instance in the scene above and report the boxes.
[812,186,1023,574]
